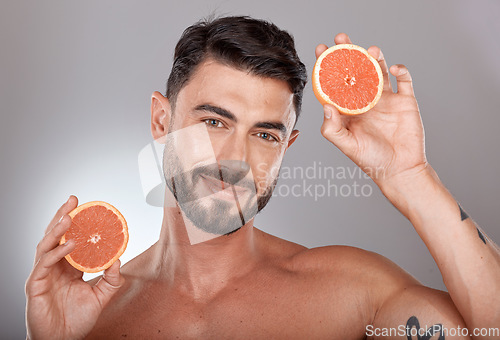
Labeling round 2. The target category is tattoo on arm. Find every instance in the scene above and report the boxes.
[458,203,469,221]
[457,202,487,244]
[406,316,444,340]
[477,228,487,244]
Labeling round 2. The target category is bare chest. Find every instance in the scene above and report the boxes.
[87,276,368,339]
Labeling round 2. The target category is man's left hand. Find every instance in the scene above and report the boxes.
[318,33,427,188]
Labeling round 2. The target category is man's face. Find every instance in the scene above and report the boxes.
[162,59,298,235]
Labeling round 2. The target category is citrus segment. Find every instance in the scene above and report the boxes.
[60,201,128,273]
[312,44,383,115]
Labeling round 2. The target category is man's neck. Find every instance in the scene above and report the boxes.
[150,204,259,300]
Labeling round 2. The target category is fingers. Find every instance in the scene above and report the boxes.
[30,239,76,282]
[45,196,78,235]
[316,33,352,59]
[334,32,352,45]
[36,214,73,264]
[315,44,328,59]
[367,46,414,96]
[367,46,392,92]
[321,105,358,157]
[390,64,414,96]
[93,260,124,309]
[101,260,123,288]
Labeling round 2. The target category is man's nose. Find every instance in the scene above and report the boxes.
[217,160,251,186]
[215,135,251,184]
[216,134,248,163]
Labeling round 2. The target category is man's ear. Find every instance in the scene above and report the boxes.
[286,129,300,150]
[151,91,172,143]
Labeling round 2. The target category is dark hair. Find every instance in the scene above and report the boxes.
[166,16,307,123]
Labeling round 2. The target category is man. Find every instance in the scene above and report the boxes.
[25,16,500,339]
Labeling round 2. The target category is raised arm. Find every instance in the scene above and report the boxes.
[317,33,500,333]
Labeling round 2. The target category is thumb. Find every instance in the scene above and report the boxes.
[320,105,357,156]
[92,260,124,308]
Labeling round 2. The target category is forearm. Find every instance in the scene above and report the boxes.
[379,164,500,330]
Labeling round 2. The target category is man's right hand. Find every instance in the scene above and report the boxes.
[25,196,124,340]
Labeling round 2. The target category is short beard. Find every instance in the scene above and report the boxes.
[163,121,280,235]
[256,176,279,213]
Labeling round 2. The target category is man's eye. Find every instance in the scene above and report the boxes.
[257,132,277,142]
[204,119,224,128]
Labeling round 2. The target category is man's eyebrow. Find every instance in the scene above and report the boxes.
[194,104,288,138]
[194,104,237,122]
[253,121,287,139]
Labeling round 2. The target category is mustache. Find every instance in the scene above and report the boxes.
[191,160,252,187]
[171,160,256,204]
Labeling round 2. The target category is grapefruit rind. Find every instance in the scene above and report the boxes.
[59,201,129,273]
[312,44,384,115]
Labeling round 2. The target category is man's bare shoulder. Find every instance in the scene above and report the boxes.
[292,244,419,286]
[255,227,419,289]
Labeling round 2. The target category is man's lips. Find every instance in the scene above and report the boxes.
[199,174,249,197]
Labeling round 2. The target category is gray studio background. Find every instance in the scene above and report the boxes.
[1,0,499,337]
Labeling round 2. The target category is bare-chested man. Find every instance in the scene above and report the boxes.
[25,16,500,339]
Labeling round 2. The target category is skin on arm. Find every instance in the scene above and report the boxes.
[371,285,470,340]
[380,168,500,332]
[339,247,470,339]
[317,33,500,332]
[307,246,470,339]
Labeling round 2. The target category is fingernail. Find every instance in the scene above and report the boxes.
[399,68,408,76]
[324,107,332,119]
[378,50,384,61]
[63,239,72,246]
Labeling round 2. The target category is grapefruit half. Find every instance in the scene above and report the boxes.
[60,201,128,273]
[312,44,383,115]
